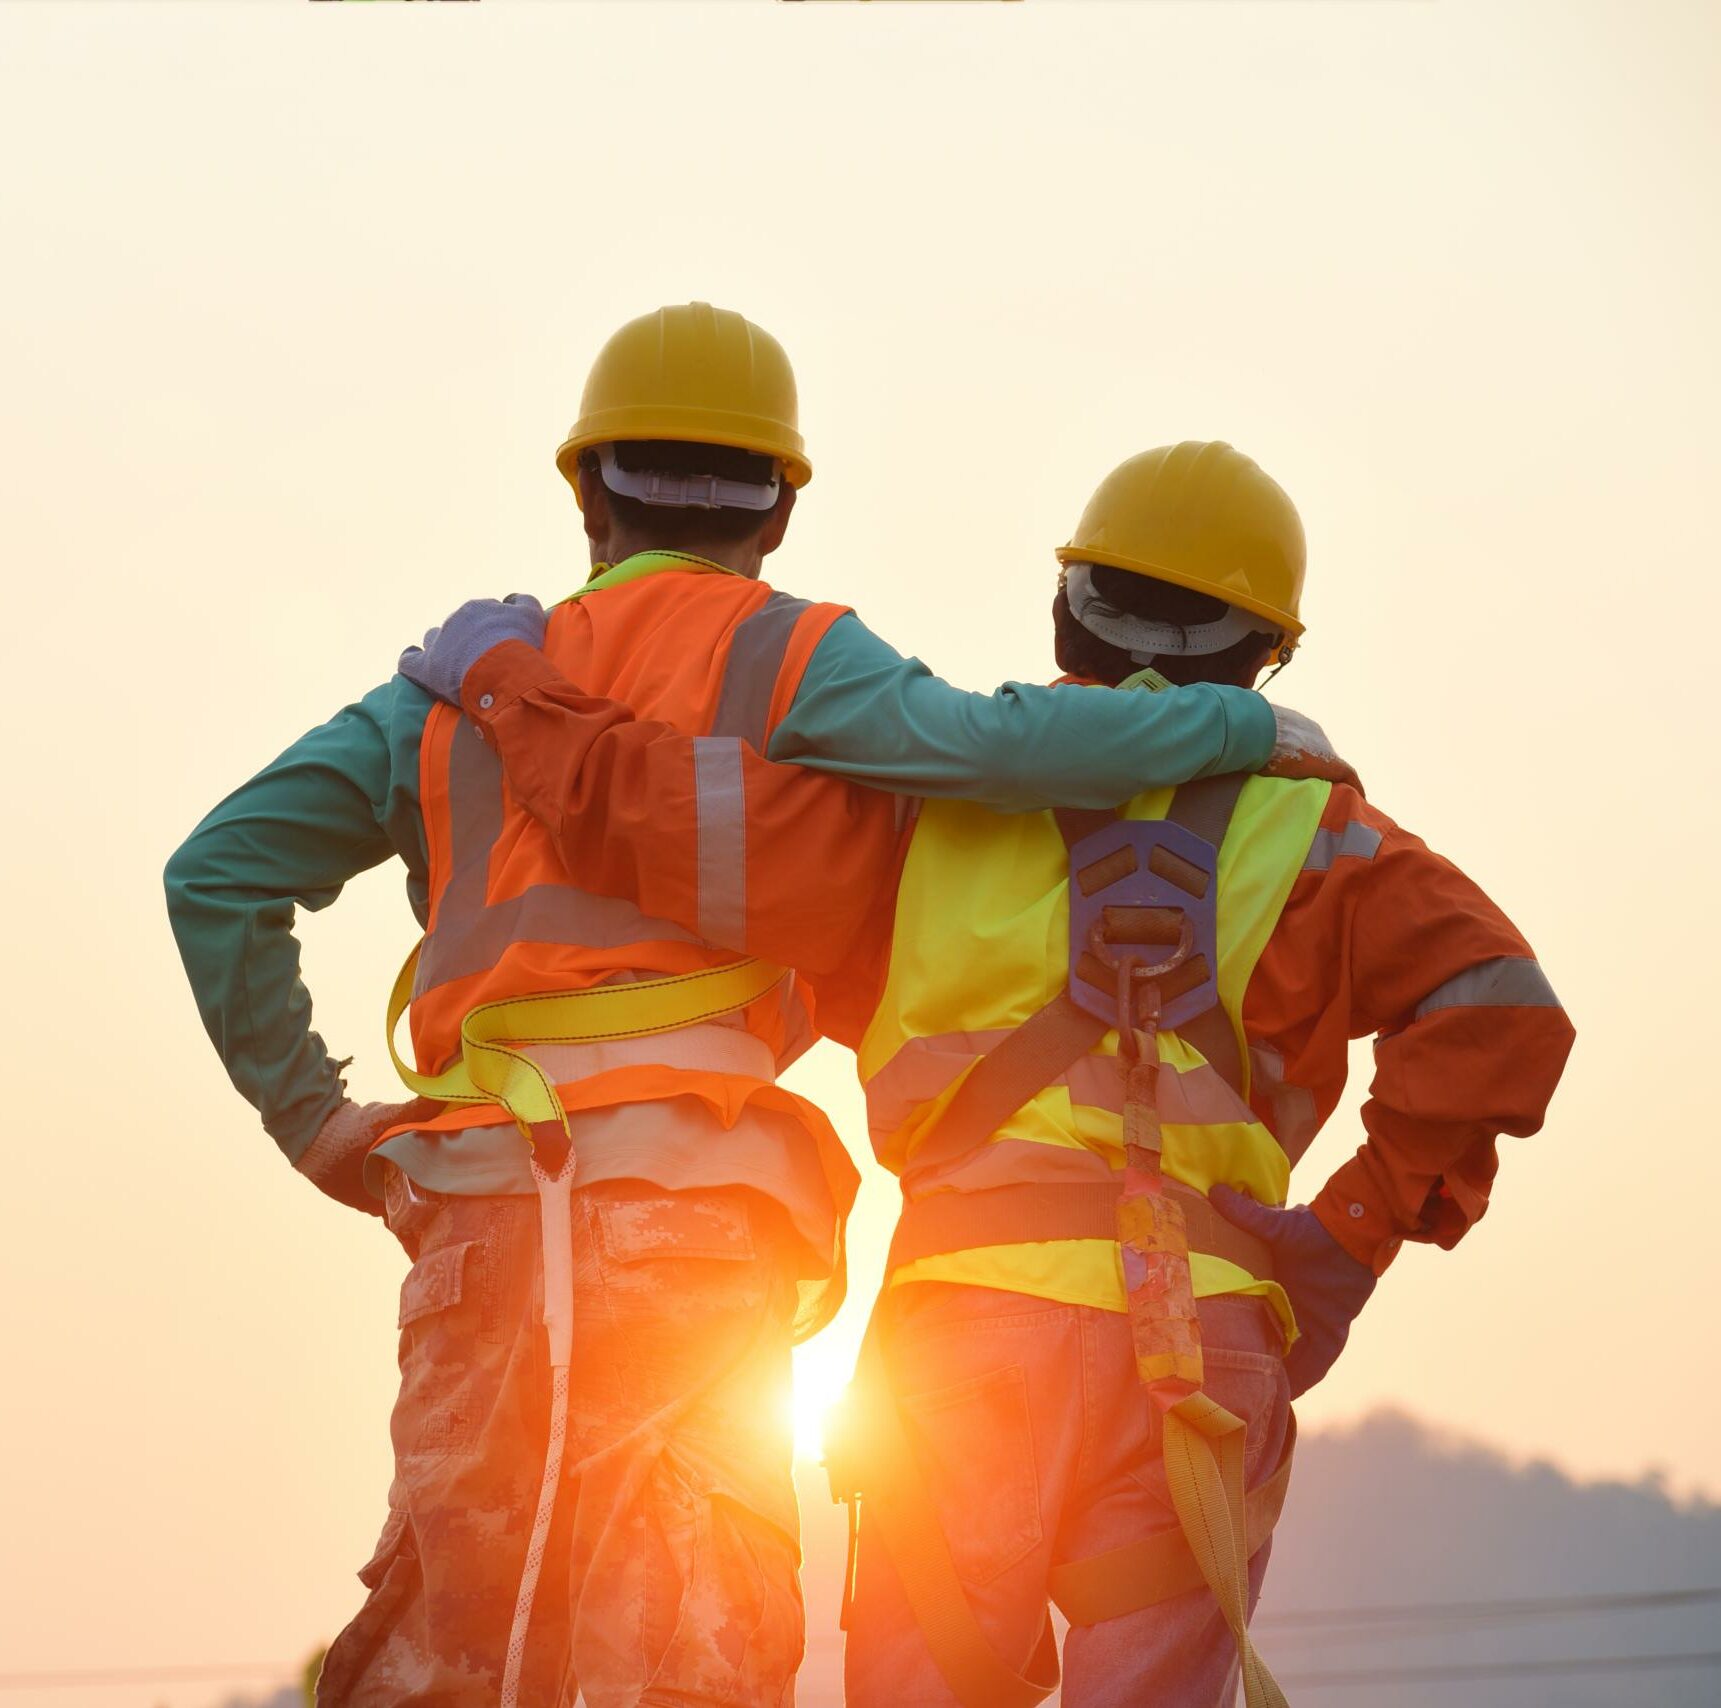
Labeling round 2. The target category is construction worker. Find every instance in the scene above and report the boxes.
[399,439,1576,1707]
[165,306,1347,1708]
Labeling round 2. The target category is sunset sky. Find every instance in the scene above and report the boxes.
[2,1,1717,1701]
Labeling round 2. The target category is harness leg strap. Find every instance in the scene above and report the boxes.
[500,1158,576,1708]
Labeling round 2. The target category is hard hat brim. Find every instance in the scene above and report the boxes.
[1055,543,1305,643]
[557,408,812,498]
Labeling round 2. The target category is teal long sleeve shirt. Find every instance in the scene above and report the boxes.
[164,609,1273,1162]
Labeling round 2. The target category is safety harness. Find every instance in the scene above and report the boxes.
[825,773,1292,1708]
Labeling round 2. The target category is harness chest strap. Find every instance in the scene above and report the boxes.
[888,1177,1274,1280]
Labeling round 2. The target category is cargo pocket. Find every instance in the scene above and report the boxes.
[394,1240,484,1459]
[315,1508,419,1704]
[596,1191,758,1265]
[899,1363,1042,1586]
[357,1505,412,1590]
[592,1191,775,1329]
[398,1240,475,1330]
[641,1481,805,1708]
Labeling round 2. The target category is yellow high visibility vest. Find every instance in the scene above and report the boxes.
[857,775,1331,1334]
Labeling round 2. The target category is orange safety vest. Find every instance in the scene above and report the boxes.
[387,553,848,1149]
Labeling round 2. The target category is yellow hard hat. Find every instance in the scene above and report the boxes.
[556,302,811,501]
[1056,441,1306,647]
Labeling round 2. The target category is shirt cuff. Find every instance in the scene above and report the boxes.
[1213,685,1278,774]
[1313,1169,1404,1276]
[266,1077,349,1168]
[461,640,567,723]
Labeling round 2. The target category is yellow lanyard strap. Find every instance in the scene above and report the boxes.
[1161,1393,1288,1708]
[386,941,788,1139]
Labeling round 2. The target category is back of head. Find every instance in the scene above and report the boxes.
[577,439,785,549]
[1053,567,1280,687]
[556,302,811,571]
[1054,441,1306,687]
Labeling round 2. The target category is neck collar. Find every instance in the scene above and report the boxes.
[564,550,741,604]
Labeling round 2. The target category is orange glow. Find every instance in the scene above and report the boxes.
[792,1338,855,1461]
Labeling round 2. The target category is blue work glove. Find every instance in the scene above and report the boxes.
[398,594,547,706]
[1210,1184,1378,1398]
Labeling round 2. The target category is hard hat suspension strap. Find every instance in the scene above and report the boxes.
[595,442,781,512]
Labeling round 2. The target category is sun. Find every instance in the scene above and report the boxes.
[790,1339,855,1460]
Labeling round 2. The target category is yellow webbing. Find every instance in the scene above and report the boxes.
[1160,1392,1288,1708]
[386,941,787,1137]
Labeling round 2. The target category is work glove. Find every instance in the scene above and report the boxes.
[294,1098,418,1217]
[1209,1185,1378,1397]
[398,594,548,706]
[1263,704,1365,795]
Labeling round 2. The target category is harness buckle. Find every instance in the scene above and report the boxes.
[1067,820,1221,1032]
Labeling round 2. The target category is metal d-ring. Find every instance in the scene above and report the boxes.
[1103,916,1196,1057]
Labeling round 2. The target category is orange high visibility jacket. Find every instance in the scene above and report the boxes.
[393,555,850,1156]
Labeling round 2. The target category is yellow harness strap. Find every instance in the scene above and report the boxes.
[1159,1393,1288,1708]
[386,940,788,1135]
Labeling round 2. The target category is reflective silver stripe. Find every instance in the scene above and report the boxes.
[1414,956,1561,1018]
[862,1029,1013,1139]
[693,737,747,948]
[418,714,697,1000]
[906,1136,1117,1198]
[863,1029,1257,1139]
[416,718,504,997]
[710,592,814,750]
[1064,1056,1256,1126]
[1302,820,1382,873]
[419,886,702,995]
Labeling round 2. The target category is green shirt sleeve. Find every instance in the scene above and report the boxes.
[767,612,1275,809]
[163,678,434,1162]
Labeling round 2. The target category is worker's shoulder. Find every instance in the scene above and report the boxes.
[330,674,437,786]
[1241,771,1394,826]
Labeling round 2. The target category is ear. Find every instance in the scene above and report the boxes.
[758,483,797,558]
[577,461,611,543]
[1050,582,1077,676]
[1241,637,1282,688]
